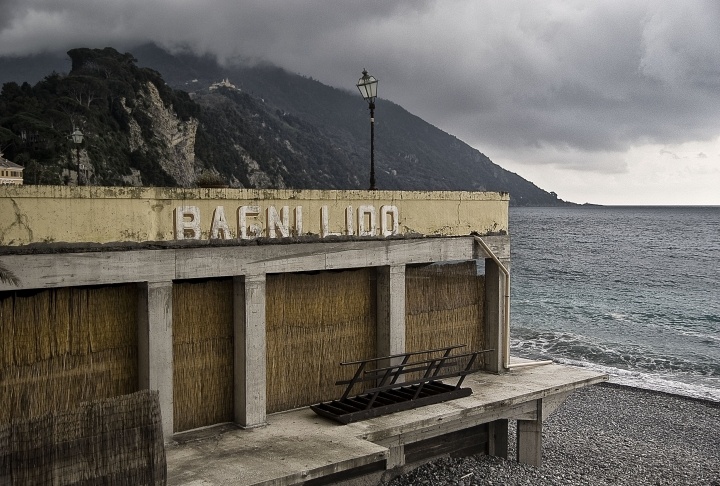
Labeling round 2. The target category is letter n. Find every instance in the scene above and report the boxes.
[267,206,290,238]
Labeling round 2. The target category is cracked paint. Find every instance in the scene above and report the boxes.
[0,199,33,245]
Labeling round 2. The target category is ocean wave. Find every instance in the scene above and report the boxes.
[549,358,720,403]
[700,313,720,323]
[510,332,720,377]
[675,329,720,344]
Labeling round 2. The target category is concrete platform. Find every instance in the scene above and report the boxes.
[166,362,607,486]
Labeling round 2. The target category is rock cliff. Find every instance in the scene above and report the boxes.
[127,82,198,187]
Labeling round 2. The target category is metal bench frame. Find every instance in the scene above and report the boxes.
[310,345,493,424]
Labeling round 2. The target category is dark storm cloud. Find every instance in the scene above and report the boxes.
[2,0,720,175]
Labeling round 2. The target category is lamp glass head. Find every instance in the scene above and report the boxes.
[356,69,378,103]
[71,129,84,144]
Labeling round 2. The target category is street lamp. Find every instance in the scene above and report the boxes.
[71,128,84,186]
[356,69,378,190]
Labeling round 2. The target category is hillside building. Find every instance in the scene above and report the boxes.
[209,78,237,91]
[0,153,23,185]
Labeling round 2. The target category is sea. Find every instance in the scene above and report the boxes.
[508,206,720,402]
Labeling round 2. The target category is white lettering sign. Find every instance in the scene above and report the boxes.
[321,205,341,237]
[345,205,354,236]
[210,206,232,239]
[381,205,399,237]
[294,207,303,236]
[267,206,290,238]
[175,206,201,240]
[239,206,261,239]
[173,204,400,240]
[357,206,376,237]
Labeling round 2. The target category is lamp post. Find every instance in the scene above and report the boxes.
[71,128,84,186]
[356,69,378,190]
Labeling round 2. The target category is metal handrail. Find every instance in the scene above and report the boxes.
[337,346,493,407]
[312,345,494,424]
[340,344,466,366]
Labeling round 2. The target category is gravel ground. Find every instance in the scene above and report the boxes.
[385,383,720,486]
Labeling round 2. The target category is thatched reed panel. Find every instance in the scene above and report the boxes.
[0,390,166,486]
[405,262,485,374]
[266,269,376,413]
[172,279,234,432]
[0,285,138,424]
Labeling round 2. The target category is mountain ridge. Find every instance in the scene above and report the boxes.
[0,45,573,206]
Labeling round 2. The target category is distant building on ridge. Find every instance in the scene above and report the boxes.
[209,78,237,91]
[0,153,23,185]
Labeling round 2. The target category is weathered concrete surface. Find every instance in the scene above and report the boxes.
[166,363,607,486]
[0,186,508,245]
[167,410,388,486]
[137,282,175,438]
[234,274,268,428]
[376,265,406,365]
[0,236,509,292]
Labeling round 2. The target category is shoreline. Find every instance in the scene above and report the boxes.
[387,382,720,485]
[521,356,720,404]
[598,381,720,407]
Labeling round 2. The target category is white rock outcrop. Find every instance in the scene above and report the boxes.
[126,82,198,187]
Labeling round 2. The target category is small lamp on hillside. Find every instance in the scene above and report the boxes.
[356,69,378,190]
[71,128,84,186]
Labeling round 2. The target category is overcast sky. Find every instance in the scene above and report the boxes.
[2,1,719,205]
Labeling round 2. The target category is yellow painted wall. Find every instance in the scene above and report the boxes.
[0,185,508,245]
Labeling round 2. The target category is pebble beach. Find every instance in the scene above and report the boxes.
[386,383,720,486]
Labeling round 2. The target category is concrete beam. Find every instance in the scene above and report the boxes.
[516,399,543,466]
[386,444,405,469]
[137,281,174,439]
[473,234,511,261]
[504,399,540,421]
[1,237,504,291]
[376,265,406,365]
[234,274,267,428]
[371,401,536,449]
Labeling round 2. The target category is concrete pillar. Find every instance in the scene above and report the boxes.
[517,399,543,466]
[376,265,406,364]
[488,419,509,459]
[234,274,267,428]
[138,281,174,439]
[386,444,405,469]
[484,259,505,373]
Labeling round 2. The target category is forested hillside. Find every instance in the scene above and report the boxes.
[0,46,572,205]
[0,48,198,186]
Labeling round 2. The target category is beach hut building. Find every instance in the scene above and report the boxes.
[0,186,605,485]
